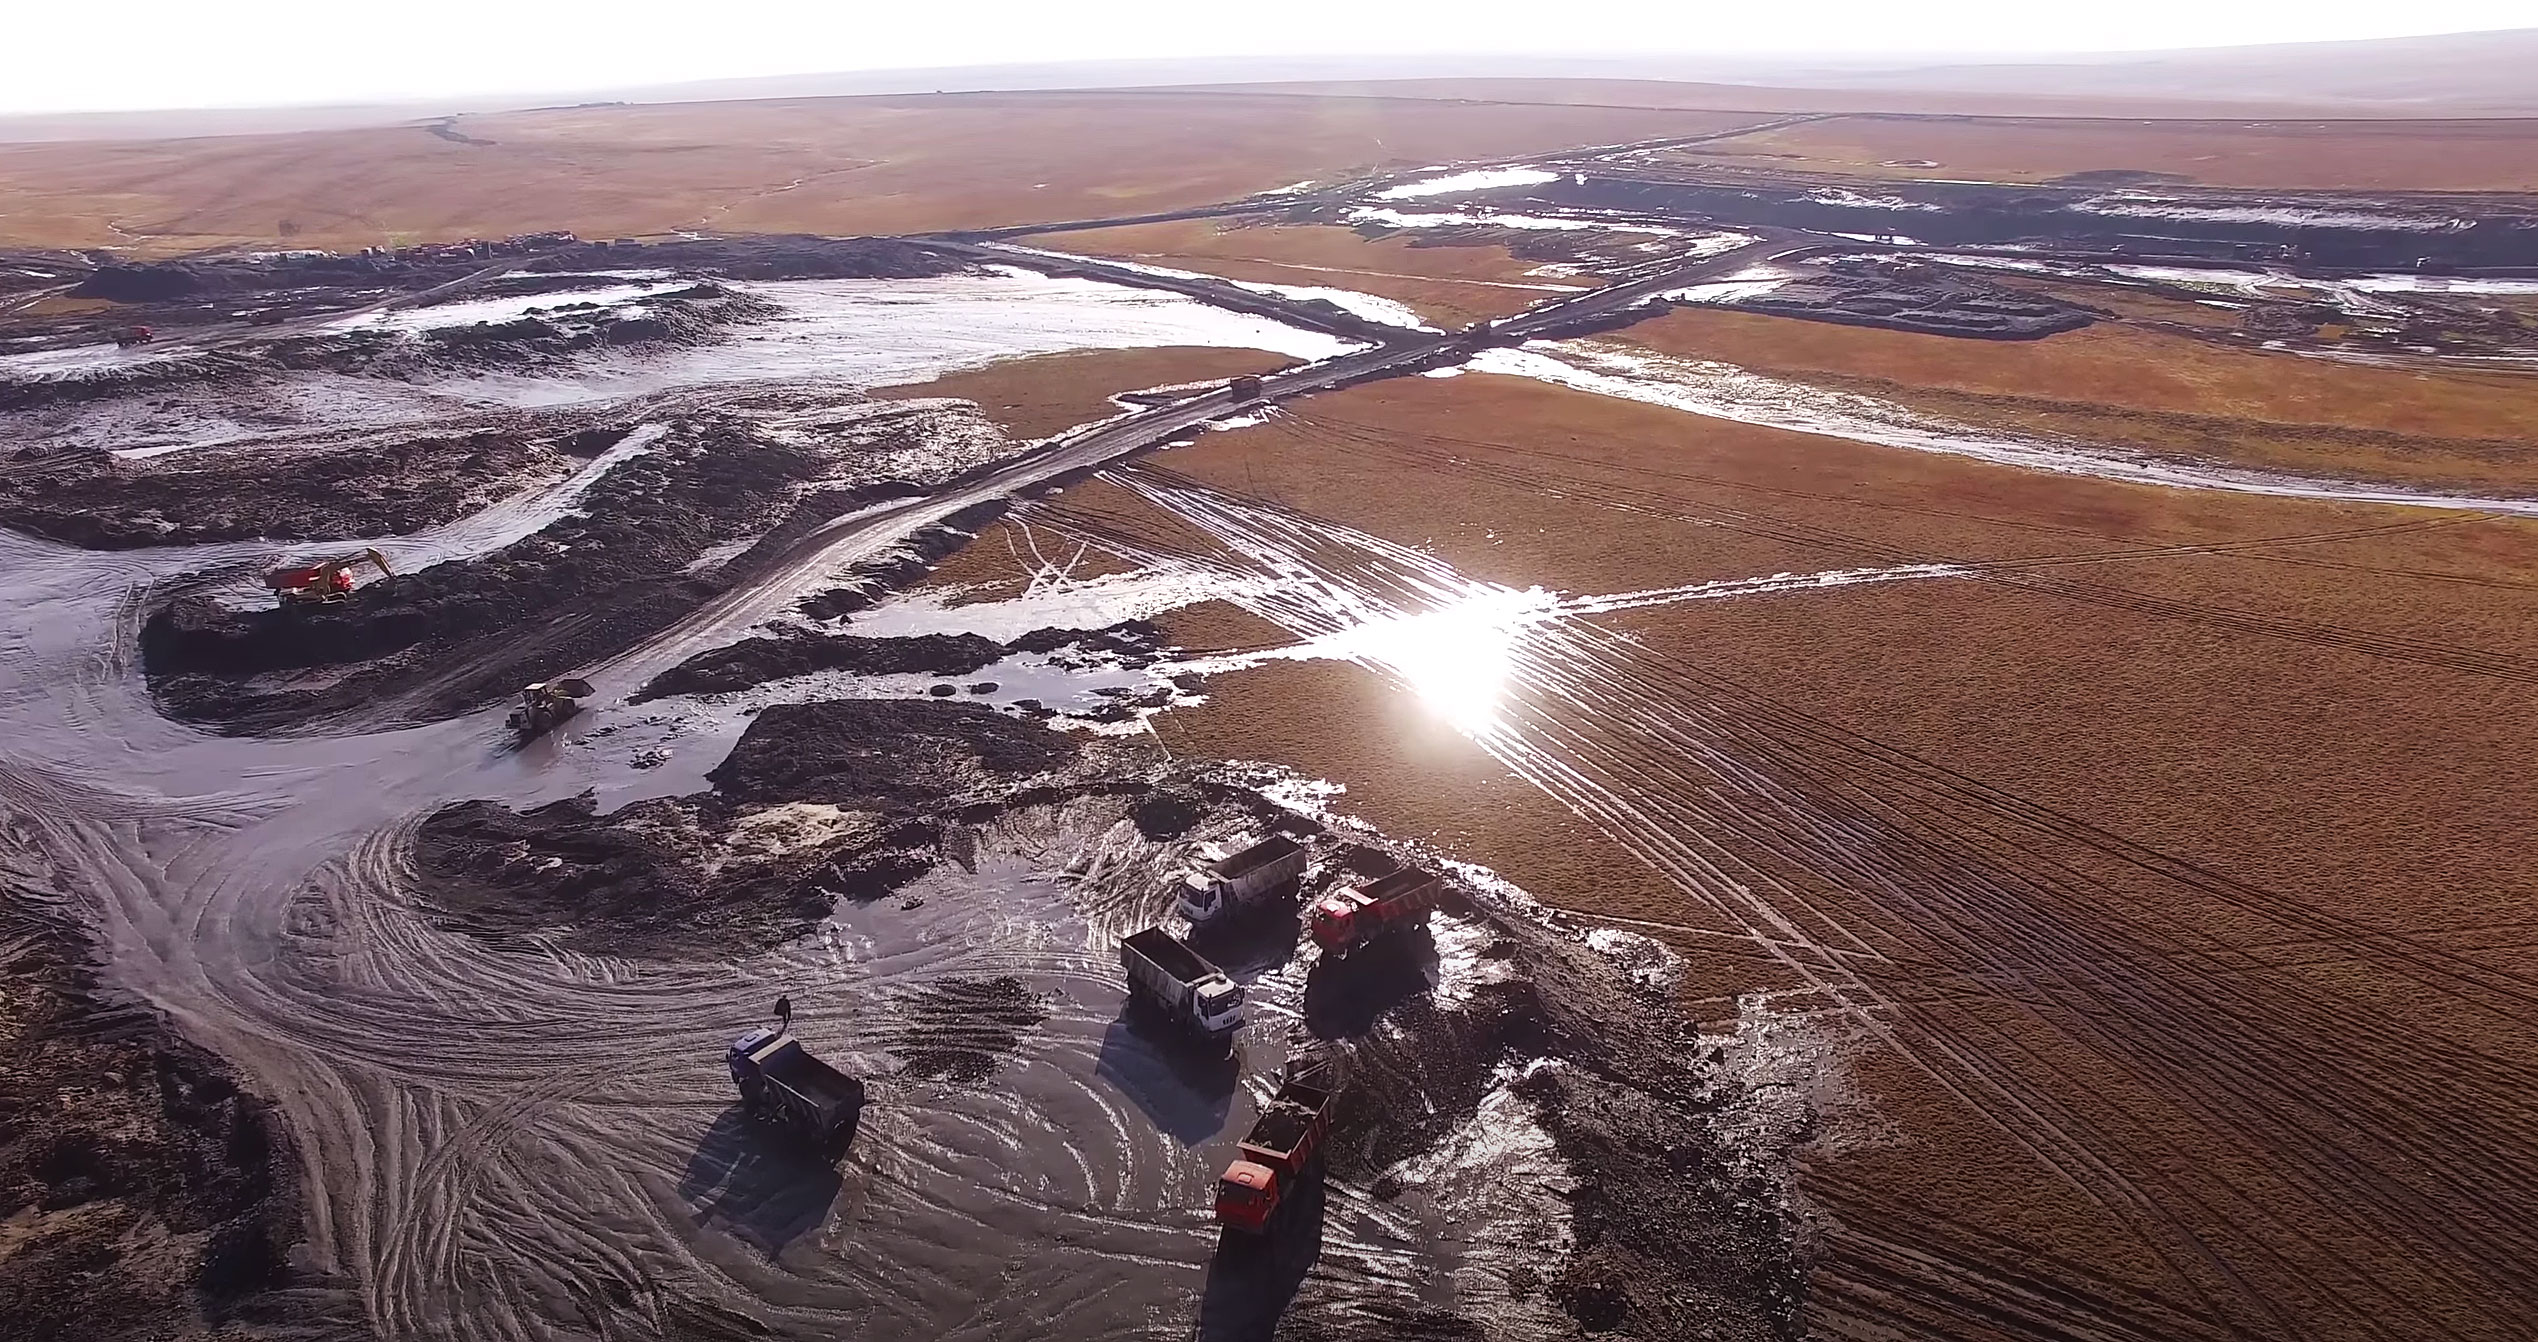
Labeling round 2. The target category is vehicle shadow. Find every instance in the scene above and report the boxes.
[673,1104,847,1257]
[1193,1169,1326,1342]
[1301,926,1438,1040]
[1093,1007,1239,1146]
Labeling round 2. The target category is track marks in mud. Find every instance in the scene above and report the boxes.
[1019,466,2538,1341]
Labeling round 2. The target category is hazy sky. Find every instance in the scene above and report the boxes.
[7,1,2527,114]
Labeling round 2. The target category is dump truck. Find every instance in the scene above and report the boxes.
[1308,867,1442,958]
[1227,374,1265,403]
[1120,926,1245,1046]
[1215,1077,1336,1234]
[1176,833,1308,926]
[726,1026,866,1147]
[112,324,155,348]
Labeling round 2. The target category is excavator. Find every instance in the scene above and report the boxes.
[507,677,594,738]
[263,548,391,606]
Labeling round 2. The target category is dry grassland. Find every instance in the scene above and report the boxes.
[944,370,2538,1342]
[1672,114,2538,190]
[1038,219,1577,326]
[1620,309,2538,491]
[1186,79,2350,120]
[0,93,1761,255]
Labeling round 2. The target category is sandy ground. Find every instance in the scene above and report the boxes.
[1615,308,2538,492]
[0,92,1765,255]
[1661,114,2538,191]
[1035,220,1588,327]
[925,368,2538,1341]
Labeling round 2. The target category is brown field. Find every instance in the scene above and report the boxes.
[1618,308,2538,491]
[873,345,1295,440]
[1667,114,2538,190]
[0,92,1766,255]
[1186,78,2375,120]
[1036,219,1582,326]
[928,368,2538,1341]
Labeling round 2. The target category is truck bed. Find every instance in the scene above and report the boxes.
[1246,1106,1316,1154]
[1359,867,1438,904]
[1214,834,1303,880]
[757,1040,862,1111]
[1123,926,1216,985]
[1240,1080,1333,1159]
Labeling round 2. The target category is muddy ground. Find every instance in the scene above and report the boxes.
[138,401,1004,731]
[631,620,1166,702]
[410,696,1807,1340]
[417,699,1092,955]
[3,235,971,365]
[1503,169,2538,269]
[0,820,367,1341]
[0,428,568,548]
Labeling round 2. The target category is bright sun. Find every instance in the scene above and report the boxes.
[1314,585,1554,739]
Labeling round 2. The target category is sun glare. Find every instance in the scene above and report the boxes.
[1317,586,1555,739]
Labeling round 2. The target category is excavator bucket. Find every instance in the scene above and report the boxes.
[551,677,595,699]
[365,547,392,576]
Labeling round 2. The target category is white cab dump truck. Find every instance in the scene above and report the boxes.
[1175,833,1308,926]
[1121,926,1246,1047]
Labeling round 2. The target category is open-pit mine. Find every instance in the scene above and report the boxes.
[3,57,2535,1342]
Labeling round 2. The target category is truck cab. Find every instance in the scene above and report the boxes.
[1178,867,1235,924]
[1215,1160,1281,1232]
[1308,889,1374,951]
[1193,977,1246,1036]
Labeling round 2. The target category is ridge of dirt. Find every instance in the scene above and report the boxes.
[415,699,1096,955]
[630,619,1169,702]
[0,830,368,1341]
[0,429,564,549]
[630,631,1006,701]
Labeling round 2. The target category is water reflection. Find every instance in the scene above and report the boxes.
[1302,585,1553,740]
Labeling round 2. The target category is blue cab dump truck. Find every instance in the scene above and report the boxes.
[727,1027,867,1148]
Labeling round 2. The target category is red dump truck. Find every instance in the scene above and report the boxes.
[1215,1077,1336,1233]
[1307,867,1442,958]
[1175,833,1308,926]
[726,1026,866,1148]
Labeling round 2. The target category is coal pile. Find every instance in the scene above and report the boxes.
[0,872,366,1341]
[631,631,1006,701]
[1726,271,2095,340]
[0,429,560,548]
[416,699,1100,954]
